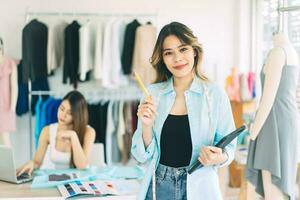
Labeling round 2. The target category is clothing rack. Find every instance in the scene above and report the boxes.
[25,11,157,157]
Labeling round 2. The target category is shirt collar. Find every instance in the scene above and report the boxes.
[161,76,204,95]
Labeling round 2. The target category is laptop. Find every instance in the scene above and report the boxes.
[0,145,33,184]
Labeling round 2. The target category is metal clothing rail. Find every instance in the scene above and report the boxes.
[25,11,158,23]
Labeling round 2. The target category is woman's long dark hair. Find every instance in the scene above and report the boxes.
[62,91,88,167]
[151,22,208,82]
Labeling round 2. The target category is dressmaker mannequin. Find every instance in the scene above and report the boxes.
[247,32,299,200]
[0,38,18,147]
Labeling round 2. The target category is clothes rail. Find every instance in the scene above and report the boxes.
[25,11,158,23]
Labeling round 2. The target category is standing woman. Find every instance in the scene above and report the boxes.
[131,22,236,200]
[17,91,96,176]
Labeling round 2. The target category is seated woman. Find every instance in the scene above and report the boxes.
[17,91,96,176]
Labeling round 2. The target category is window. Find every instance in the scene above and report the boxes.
[263,0,300,55]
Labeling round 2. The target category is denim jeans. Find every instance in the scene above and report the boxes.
[145,164,188,200]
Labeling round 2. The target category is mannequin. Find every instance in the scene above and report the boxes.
[246,32,299,200]
[0,38,18,147]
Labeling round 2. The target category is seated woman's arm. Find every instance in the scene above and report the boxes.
[16,127,49,176]
[70,127,96,169]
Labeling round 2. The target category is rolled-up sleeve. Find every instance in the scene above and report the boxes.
[131,89,157,163]
[213,89,236,168]
[131,124,156,163]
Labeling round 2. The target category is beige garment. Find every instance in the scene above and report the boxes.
[47,20,68,74]
[131,24,157,85]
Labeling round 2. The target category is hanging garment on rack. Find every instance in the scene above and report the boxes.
[47,20,68,74]
[88,102,109,160]
[101,18,116,88]
[22,19,48,82]
[46,98,62,124]
[110,19,129,87]
[16,60,29,116]
[35,97,44,147]
[122,101,135,164]
[131,101,138,133]
[93,21,104,80]
[105,101,122,165]
[79,21,97,81]
[111,101,121,163]
[0,56,17,132]
[121,19,141,75]
[247,72,256,99]
[117,101,126,162]
[63,21,81,87]
[132,24,157,85]
[35,97,61,148]
[240,73,252,101]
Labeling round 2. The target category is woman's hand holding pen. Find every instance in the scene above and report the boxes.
[137,96,158,128]
[198,146,228,166]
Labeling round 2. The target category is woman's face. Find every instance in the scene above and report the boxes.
[57,100,73,125]
[162,35,195,78]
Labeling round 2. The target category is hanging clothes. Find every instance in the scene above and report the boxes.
[93,21,104,80]
[63,21,81,88]
[110,19,128,87]
[131,24,157,85]
[101,18,114,87]
[88,102,109,161]
[121,19,141,75]
[0,57,17,132]
[122,101,134,164]
[47,20,68,74]
[239,73,252,101]
[35,97,61,148]
[247,72,256,99]
[79,21,97,81]
[16,60,29,116]
[22,19,48,82]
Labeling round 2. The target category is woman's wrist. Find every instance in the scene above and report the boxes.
[218,151,228,165]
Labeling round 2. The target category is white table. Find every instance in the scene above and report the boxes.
[0,181,136,199]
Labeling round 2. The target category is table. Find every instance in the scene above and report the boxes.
[0,181,136,199]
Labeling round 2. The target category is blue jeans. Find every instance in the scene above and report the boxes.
[145,164,188,200]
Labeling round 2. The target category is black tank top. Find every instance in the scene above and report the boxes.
[159,114,192,167]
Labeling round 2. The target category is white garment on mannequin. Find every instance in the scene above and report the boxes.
[250,32,299,199]
[0,53,18,147]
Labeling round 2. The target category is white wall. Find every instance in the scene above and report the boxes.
[0,0,252,165]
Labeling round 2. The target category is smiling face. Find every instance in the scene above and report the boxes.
[57,100,73,126]
[162,35,195,79]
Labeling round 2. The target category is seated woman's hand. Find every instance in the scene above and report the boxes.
[57,130,77,141]
[16,160,34,176]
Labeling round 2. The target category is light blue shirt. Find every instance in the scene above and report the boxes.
[131,76,236,200]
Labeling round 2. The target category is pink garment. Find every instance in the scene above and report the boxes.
[247,72,255,97]
[0,56,16,132]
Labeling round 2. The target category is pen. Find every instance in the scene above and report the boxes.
[133,71,150,97]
